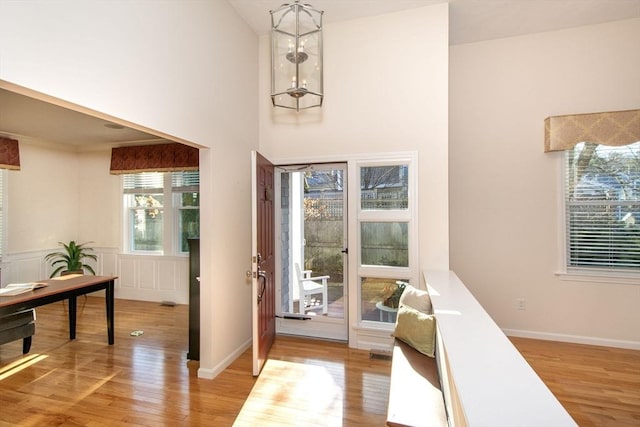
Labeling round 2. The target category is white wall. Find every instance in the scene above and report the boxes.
[0,0,259,376]
[259,3,450,270]
[7,141,80,252]
[77,150,121,248]
[259,3,449,349]
[6,142,119,252]
[450,18,640,348]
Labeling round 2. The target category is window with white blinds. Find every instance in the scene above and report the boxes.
[123,171,199,254]
[172,170,199,191]
[123,171,200,192]
[565,142,640,271]
[123,172,164,193]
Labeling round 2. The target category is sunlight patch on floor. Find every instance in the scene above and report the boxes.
[234,359,343,426]
[0,353,48,381]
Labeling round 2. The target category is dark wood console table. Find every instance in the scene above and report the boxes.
[187,238,200,360]
[0,275,117,345]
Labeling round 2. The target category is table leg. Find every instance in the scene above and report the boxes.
[106,280,114,345]
[68,296,77,340]
[22,336,32,354]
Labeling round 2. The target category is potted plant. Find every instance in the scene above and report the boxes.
[44,241,97,278]
[381,281,406,309]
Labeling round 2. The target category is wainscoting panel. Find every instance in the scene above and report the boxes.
[118,257,137,289]
[138,259,156,290]
[1,253,44,283]
[116,254,188,304]
[1,248,189,305]
[157,258,186,291]
[101,251,119,277]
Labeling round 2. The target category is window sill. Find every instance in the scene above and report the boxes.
[120,253,188,260]
[555,269,640,285]
[353,320,395,332]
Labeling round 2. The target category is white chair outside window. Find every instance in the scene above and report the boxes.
[294,263,329,315]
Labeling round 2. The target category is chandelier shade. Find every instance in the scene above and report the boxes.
[270,1,323,111]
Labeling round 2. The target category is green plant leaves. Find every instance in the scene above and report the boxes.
[44,241,97,278]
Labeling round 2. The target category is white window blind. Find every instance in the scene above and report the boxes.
[123,171,199,195]
[565,142,640,271]
[172,170,199,191]
[123,172,164,193]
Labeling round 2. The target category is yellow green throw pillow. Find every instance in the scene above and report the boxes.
[393,304,436,357]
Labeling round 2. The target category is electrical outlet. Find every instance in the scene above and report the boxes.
[516,298,526,310]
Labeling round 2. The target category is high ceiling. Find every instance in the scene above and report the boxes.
[1,0,638,148]
[229,0,640,45]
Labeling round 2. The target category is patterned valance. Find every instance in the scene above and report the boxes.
[0,137,20,170]
[544,109,640,152]
[110,143,198,174]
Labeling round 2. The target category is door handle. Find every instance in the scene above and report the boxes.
[257,270,267,302]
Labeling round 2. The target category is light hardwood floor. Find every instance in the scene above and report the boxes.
[0,297,390,426]
[510,336,640,427]
[0,297,638,426]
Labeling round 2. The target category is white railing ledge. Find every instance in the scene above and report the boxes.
[425,269,577,427]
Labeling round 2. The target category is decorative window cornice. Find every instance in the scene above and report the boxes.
[110,143,198,174]
[544,109,640,152]
[0,137,20,170]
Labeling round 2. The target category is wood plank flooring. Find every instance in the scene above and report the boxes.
[0,297,638,426]
[510,336,640,427]
[0,297,390,426]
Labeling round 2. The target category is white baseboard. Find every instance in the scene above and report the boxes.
[115,288,188,305]
[503,328,640,350]
[198,337,252,380]
[349,323,395,351]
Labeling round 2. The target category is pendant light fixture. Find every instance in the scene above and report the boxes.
[270,1,323,111]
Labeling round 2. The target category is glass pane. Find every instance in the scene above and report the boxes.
[360,165,408,210]
[279,168,347,320]
[566,142,640,269]
[304,169,345,319]
[181,192,199,207]
[179,208,200,253]
[360,222,408,267]
[361,277,409,323]
[132,194,164,208]
[568,203,640,268]
[131,208,163,251]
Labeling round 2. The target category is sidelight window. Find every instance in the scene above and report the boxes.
[357,160,416,325]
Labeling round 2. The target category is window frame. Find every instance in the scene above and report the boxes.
[354,156,418,328]
[174,190,200,254]
[122,171,199,256]
[558,145,640,285]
